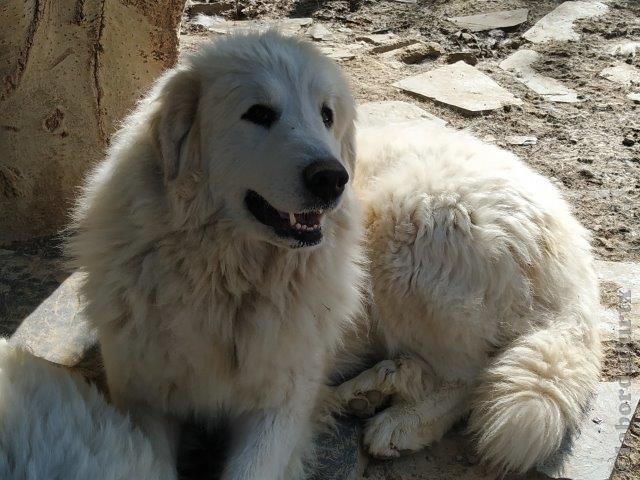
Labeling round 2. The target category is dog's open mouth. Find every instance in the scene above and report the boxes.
[245,190,324,247]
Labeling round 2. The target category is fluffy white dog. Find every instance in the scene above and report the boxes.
[335,123,602,473]
[68,32,364,479]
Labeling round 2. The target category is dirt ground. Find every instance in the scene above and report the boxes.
[180,0,640,478]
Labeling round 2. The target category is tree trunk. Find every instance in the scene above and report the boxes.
[0,0,186,244]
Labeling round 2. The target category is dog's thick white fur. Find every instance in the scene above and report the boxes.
[335,123,602,473]
[0,339,172,480]
[68,32,364,479]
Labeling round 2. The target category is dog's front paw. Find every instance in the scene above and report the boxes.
[363,407,432,459]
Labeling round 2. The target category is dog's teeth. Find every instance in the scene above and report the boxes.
[289,212,296,226]
[295,223,302,230]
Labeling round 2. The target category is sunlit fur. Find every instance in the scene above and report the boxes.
[68,32,365,480]
[335,123,601,473]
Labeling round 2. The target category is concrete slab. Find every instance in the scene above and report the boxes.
[539,382,640,480]
[523,1,608,44]
[448,9,529,32]
[599,64,640,86]
[9,272,97,366]
[357,101,446,128]
[500,49,579,103]
[393,61,522,115]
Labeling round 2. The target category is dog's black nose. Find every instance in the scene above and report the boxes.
[303,159,349,204]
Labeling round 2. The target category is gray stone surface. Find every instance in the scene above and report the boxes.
[599,64,640,86]
[523,1,608,44]
[500,49,579,103]
[607,41,640,58]
[10,272,97,367]
[357,101,446,128]
[311,416,367,480]
[448,9,529,32]
[393,61,522,114]
[539,382,640,480]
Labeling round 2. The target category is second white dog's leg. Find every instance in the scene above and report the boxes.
[221,405,310,480]
[362,382,469,458]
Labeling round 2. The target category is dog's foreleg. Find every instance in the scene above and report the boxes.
[334,355,436,416]
[361,380,470,458]
[221,405,310,480]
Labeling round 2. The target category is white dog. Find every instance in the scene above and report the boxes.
[68,32,365,479]
[335,123,602,473]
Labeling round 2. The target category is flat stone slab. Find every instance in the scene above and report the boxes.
[357,101,446,128]
[523,1,608,44]
[599,64,640,86]
[607,41,640,58]
[9,272,96,366]
[539,381,640,480]
[506,135,537,145]
[447,9,529,32]
[393,61,522,115]
[596,260,640,341]
[500,49,579,102]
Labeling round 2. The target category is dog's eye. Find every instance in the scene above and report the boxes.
[321,105,333,128]
[241,104,279,129]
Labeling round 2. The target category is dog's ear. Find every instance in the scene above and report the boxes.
[151,67,201,182]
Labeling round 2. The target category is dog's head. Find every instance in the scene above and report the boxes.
[150,31,356,249]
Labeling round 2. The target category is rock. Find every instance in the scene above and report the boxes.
[9,272,97,367]
[523,1,608,44]
[321,46,356,61]
[391,0,417,3]
[500,49,580,103]
[447,8,529,32]
[371,39,419,54]
[628,92,640,103]
[393,61,522,115]
[355,33,396,46]
[539,382,640,480]
[311,416,366,480]
[506,135,537,145]
[623,138,636,147]
[599,64,640,86]
[356,101,446,128]
[445,52,478,66]
[188,1,234,16]
[607,41,640,58]
[309,24,331,41]
[398,42,444,64]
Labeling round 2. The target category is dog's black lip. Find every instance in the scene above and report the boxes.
[244,190,323,247]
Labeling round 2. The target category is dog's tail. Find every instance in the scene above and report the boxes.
[468,312,601,473]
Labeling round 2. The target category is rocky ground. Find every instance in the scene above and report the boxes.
[1,1,638,479]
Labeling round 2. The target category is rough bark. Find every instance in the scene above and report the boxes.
[0,0,186,244]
